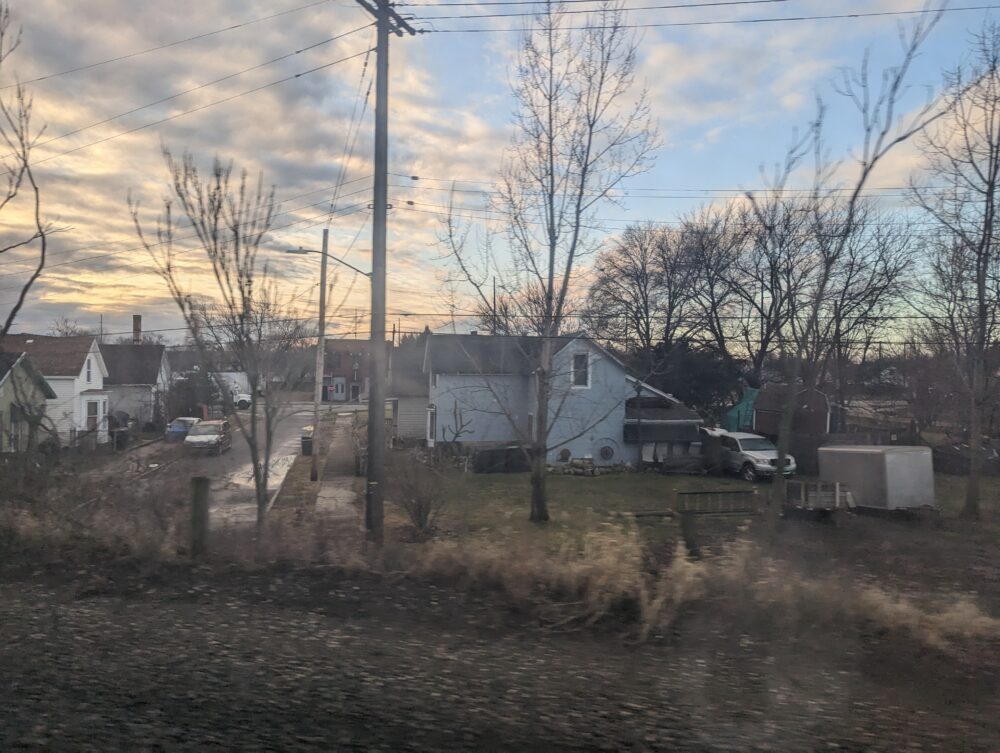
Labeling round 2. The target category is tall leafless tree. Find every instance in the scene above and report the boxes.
[444,1,657,522]
[130,150,306,530]
[583,223,699,370]
[752,10,942,523]
[911,24,1000,518]
[0,3,48,343]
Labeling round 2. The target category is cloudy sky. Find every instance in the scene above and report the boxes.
[0,0,989,342]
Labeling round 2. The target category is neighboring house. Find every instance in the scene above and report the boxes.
[0,352,56,451]
[388,334,430,441]
[99,343,170,427]
[323,339,371,403]
[419,332,691,466]
[2,334,110,445]
[752,383,831,436]
[166,347,249,399]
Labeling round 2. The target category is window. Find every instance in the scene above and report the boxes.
[572,353,589,387]
[86,401,99,431]
[426,405,437,446]
[599,445,615,461]
[86,357,92,383]
[557,448,571,463]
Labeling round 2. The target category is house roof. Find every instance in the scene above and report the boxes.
[0,352,58,398]
[426,333,539,375]
[425,332,589,375]
[625,396,701,423]
[1,334,97,377]
[390,338,429,397]
[100,343,165,386]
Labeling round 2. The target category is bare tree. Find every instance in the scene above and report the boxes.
[444,1,657,522]
[583,223,699,370]
[816,207,910,430]
[0,3,48,343]
[48,316,94,337]
[129,150,304,530]
[910,23,1000,519]
[752,11,942,523]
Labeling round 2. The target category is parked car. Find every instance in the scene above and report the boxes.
[183,419,233,454]
[165,417,200,442]
[718,431,796,481]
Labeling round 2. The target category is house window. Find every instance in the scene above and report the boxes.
[599,445,615,461]
[86,401,99,431]
[86,357,92,383]
[572,353,589,387]
[426,404,437,447]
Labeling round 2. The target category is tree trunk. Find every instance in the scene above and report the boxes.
[963,366,983,520]
[530,339,552,523]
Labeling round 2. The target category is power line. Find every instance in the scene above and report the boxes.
[389,172,945,194]
[1,0,339,90]
[6,26,373,159]
[16,49,374,173]
[413,0,794,19]
[420,4,1000,31]
[0,175,373,270]
[401,0,786,6]
[0,200,371,294]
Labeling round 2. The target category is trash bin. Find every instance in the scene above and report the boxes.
[301,425,314,456]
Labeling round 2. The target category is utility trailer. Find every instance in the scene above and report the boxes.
[818,445,935,513]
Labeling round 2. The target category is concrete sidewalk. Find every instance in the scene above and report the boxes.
[315,414,361,523]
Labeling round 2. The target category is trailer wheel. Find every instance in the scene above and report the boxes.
[741,463,757,482]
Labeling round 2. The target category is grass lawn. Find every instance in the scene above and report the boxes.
[420,467,1000,549]
[430,470,757,549]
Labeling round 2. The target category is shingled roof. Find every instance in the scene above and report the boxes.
[100,343,165,386]
[0,352,57,398]
[1,334,97,377]
[389,337,429,397]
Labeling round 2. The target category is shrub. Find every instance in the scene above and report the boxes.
[386,451,448,536]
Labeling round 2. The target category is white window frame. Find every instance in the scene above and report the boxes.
[571,352,590,389]
[426,404,437,447]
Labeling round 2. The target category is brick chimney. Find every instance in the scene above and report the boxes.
[132,314,142,344]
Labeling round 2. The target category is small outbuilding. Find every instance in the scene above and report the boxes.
[753,383,831,437]
[818,445,935,510]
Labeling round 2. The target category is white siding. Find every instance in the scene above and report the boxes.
[45,377,78,441]
[395,396,428,440]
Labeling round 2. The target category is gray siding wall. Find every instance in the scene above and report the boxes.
[431,373,532,444]
[547,341,638,466]
[107,385,157,424]
[395,396,428,440]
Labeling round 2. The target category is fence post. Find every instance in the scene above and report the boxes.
[191,476,210,558]
[680,512,700,559]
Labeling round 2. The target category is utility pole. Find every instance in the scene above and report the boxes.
[311,229,330,482]
[354,0,416,544]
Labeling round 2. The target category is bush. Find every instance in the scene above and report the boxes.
[386,451,448,536]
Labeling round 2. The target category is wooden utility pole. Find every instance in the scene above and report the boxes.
[354,0,415,544]
[311,229,330,482]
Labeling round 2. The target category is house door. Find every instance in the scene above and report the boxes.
[350,383,360,401]
[333,377,346,402]
[86,401,99,432]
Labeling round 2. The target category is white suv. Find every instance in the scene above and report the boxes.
[719,431,796,481]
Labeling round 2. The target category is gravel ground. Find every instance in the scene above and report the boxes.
[1,562,998,753]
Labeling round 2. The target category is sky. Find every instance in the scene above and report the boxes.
[0,0,991,343]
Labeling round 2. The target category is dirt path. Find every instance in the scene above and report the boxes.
[1,565,997,753]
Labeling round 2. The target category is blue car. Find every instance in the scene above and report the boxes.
[165,417,200,442]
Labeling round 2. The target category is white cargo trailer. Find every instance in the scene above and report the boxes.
[818,446,935,510]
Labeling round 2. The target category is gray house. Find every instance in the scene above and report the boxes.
[409,332,694,466]
[99,343,170,426]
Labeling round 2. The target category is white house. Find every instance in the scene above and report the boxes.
[399,332,702,466]
[3,334,110,445]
